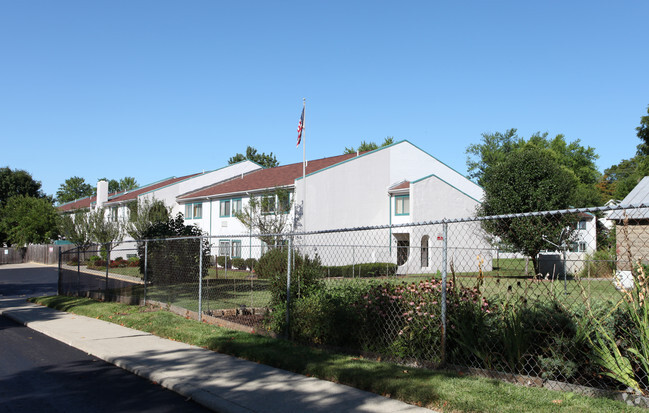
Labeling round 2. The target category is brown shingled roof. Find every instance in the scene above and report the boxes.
[178,153,360,200]
[104,173,201,205]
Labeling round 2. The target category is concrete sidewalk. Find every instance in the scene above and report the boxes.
[0,297,436,413]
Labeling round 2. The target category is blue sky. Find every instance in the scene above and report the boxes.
[1,1,648,199]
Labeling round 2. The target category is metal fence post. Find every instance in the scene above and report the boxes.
[77,248,81,296]
[105,242,110,294]
[57,246,62,295]
[198,236,203,322]
[286,236,293,336]
[143,240,148,306]
[440,221,448,366]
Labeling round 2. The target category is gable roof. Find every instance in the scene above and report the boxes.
[610,176,649,220]
[178,153,360,201]
[104,173,201,205]
[57,190,125,212]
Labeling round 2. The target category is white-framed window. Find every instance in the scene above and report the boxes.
[185,204,193,219]
[260,240,268,255]
[232,198,242,215]
[193,203,202,219]
[578,220,587,230]
[220,199,231,217]
[570,241,587,253]
[395,195,409,216]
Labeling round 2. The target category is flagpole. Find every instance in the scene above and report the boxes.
[301,98,306,233]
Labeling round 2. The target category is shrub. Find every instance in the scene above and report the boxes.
[232,258,247,270]
[323,263,397,278]
[88,255,102,266]
[245,258,257,272]
[127,256,140,267]
[287,283,369,347]
[578,249,616,278]
[256,248,324,306]
[216,255,232,269]
[355,279,491,364]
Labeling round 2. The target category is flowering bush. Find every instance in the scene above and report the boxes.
[356,279,490,363]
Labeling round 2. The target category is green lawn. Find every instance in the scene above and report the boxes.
[29,295,645,413]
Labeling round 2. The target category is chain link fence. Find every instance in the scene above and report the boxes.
[58,205,649,396]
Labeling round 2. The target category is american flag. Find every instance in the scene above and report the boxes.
[297,106,305,147]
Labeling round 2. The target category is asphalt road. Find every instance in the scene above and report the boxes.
[0,264,213,413]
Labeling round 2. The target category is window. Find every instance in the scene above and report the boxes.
[278,193,290,214]
[578,220,587,230]
[570,242,587,253]
[395,195,409,216]
[193,203,202,219]
[262,195,276,214]
[185,204,193,219]
[110,206,118,222]
[219,240,231,257]
[260,240,268,255]
[220,200,231,217]
[232,198,242,215]
[231,240,242,258]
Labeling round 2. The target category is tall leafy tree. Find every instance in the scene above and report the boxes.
[0,195,59,247]
[126,198,171,240]
[344,137,394,154]
[636,104,649,156]
[598,105,649,201]
[97,176,139,193]
[87,207,124,258]
[478,148,579,273]
[229,146,279,169]
[466,129,601,206]
[119,177,138,191]
[58,210,93,250]
[138,213,209,284]
[0,167,44,207]
[56,176,93,204]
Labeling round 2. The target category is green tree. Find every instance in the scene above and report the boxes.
[597,156,649,201]
[126,198,171,240]
[87,207,124,258]
[344,137,394,154]
[97,177,139,193]
[636,105,649,156]
[56,176,93,204]
[138,213,209,284]
[0,195,59,247]
[0,167,45,207]
[119,177,138,191]
[58,210,93,250]
[229,146,279,169]
[466,129,601,206]
[478,148,579,272]
[235,188,294,248]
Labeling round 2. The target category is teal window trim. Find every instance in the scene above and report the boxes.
[231,198,242,215]
[218,239,231,256]
[220,199,231,217]
[231,240,242,258]
[395,195,410,216]
[193,202,203,219]
[278,193,291,215]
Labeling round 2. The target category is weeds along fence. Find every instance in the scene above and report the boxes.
[58,205,649,397]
